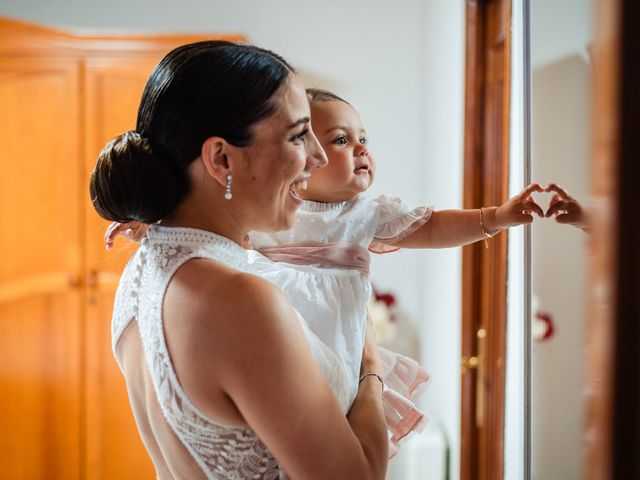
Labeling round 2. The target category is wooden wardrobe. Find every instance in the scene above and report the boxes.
[0,17,243,479]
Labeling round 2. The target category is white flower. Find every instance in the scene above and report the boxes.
[368,297,397,343]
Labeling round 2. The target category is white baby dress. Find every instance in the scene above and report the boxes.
[249,194,433,456]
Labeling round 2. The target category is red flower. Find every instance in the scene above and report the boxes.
[371,284,397,320]
[535,311,555,341]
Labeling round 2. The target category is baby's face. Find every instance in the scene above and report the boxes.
[303,100,375,203]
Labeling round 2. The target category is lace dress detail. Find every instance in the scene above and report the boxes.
[112,226,351,479]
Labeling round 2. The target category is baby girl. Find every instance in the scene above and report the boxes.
[106,88,543,456]
[246,89,433,455]
[247,88,543,455]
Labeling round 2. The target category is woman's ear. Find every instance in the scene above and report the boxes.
[201,136,232,186]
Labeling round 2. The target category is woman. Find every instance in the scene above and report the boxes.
[90,41,388,479]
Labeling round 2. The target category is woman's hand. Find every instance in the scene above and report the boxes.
[491,183,545,232]
[104,221,149,250]
[544,183,589,231]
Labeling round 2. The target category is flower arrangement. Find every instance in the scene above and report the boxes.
[368,284,422,360]
[368,285,399,344]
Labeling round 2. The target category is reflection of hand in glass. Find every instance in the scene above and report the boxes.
[544,183,589,232]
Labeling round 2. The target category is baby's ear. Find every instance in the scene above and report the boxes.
[201,137,232,186]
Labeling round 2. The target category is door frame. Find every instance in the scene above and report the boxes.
[460,1,511,479]
[461,0,640,477]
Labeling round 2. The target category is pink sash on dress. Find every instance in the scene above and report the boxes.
[257,242,371,276]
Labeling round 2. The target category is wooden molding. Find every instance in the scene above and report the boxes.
[0,272,82,305]
[0,16,246,57]
[461,1,511,479]
[585,0,640,478]
[583,0,619,476]
[612,1,640,477]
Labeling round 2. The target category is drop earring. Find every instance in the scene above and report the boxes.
[225,174,233,200]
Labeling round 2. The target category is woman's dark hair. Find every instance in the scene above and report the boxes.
[305,88,349,105]
[90,41,294,224]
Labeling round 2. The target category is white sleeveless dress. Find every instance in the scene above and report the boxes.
[111,226,352,479]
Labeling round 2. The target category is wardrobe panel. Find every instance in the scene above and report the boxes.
[0,57,83,480]
[84,57,159,479]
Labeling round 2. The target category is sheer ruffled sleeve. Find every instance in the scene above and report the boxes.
[369,195,433,253]
[378,346,429,457]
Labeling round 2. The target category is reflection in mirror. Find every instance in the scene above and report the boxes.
[530,0,592,479]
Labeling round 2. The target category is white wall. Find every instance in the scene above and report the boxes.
[530,0,592,479]
[408,5,464,480]
[0,1,465,477]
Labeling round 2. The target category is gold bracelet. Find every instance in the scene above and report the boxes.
[479,207,493,249]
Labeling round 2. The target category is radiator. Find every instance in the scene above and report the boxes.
[386,420,448,480]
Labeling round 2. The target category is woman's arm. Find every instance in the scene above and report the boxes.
[393,183,545,249]
[346,315,388,474]
[164,260,388,480]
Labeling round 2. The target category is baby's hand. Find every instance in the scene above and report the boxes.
[104,221,149,250]
[544,183,588,231]
[494,183,545,230]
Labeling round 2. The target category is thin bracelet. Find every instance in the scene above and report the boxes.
[479,207,493,249]
[359,372,384,388]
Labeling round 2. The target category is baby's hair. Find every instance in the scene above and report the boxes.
[306,88,350,105]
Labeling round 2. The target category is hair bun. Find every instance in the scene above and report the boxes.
[90,130,188,224]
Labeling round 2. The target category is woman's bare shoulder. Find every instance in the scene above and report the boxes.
[164,257,297,371]
[166,257,290,323]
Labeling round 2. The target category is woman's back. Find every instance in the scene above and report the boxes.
[112,226,352,479]
[113,227,281,479]
[117,319,207,479]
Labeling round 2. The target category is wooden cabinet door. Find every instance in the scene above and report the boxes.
[0,57,83,480]
[83,56,160,480]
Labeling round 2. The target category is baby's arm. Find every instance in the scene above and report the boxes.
[544,183,589,232]
[104,221,148,250]
[393,183,544,249]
